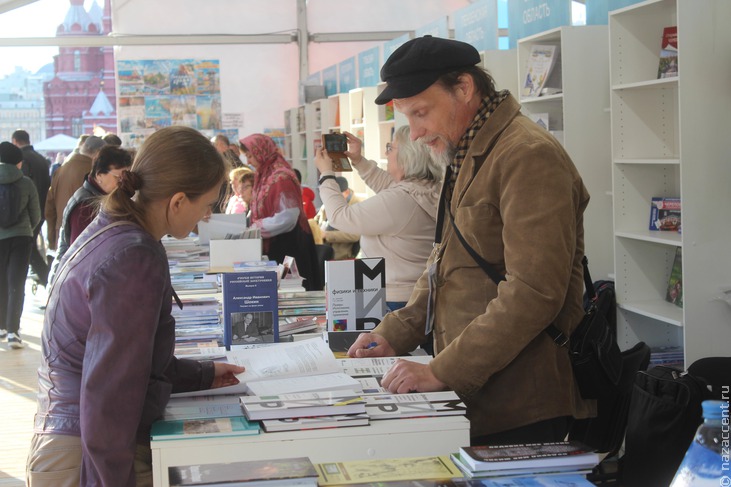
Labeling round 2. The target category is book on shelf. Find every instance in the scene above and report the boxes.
[665,247,683,308]
[649,197,681,231]
[528,112,549,131]
[240,391,366,420]
[150,416,259,441]
[522,44,559,99]
[458,440,601,473]
[657,26,678,79]
[364,391,466,420]
[261,412,369,433]
[316,455,462,485]
[172,338,350,398]
[168,457,318,487]
[222,271,279,350]
[325,258,387,332]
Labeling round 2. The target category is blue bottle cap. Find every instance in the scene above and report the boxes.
[701,400,726,420]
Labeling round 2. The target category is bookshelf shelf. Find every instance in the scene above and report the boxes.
[609,0,731,364]
[517,25,614,281]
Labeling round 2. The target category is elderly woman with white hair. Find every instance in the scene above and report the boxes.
[315,126,443,315]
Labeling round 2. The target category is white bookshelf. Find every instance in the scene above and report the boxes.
[609,0,731,364]
[481,48,518,97]
[517,26,614,282]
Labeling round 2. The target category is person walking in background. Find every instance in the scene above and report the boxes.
[315,126,441,312]
[347,36,594,446]
[239,133,321,291]
[0,142,40,349]
[27,127,245,486]
[45,135,106,251]
[49,145,133,284]
[11,129,51,287]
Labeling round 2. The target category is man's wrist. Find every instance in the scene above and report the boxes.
[318,174,336,185]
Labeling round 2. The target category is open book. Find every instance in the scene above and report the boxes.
[172,338,359,398]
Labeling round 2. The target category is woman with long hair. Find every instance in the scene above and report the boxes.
[27,126,245,487]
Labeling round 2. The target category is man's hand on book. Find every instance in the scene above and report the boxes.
[347,332,395,358]
[211,362,246,389]
[381,359,447,394]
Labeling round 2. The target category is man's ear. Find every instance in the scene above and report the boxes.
[455,74,477,103]
[169,192,187,214]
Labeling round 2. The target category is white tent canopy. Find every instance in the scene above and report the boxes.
[33,133,77,152]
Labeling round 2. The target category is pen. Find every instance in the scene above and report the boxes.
[366,341,378,350]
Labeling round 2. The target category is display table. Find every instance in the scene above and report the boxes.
[151,415,470,487]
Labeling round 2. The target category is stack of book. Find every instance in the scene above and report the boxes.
[150,416,259,442]
[172,295,224,354]
[278,290,327,338]
[649,346,684,368]
[449,441,602,479]
[315,455,463,485]
[240,391,369,433]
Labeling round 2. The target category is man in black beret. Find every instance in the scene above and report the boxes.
[349,36,594,446]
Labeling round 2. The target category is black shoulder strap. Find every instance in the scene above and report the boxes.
[445,200,591,348]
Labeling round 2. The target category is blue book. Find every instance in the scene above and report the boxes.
[221,271,279,349]
[150,416,259,441]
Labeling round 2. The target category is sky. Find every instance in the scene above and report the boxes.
[0,0,98,78]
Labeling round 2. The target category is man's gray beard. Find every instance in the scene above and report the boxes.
[428,143,456,168]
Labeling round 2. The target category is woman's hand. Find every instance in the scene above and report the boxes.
[314,147,333,175]
[344,131,364,166]
[211,362,245,389]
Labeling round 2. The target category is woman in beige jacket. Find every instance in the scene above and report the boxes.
[315,126,442,312]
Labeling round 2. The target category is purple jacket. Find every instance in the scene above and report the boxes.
[34,212,215,486]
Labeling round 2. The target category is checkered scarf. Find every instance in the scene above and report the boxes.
[447,90,510,199]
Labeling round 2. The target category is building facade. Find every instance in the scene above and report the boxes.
[44,0,117,138]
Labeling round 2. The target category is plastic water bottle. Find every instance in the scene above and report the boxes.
[669,400,728,487]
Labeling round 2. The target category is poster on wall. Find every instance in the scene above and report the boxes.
[116,58,222,148]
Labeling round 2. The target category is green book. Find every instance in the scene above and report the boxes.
[151,416,259,441]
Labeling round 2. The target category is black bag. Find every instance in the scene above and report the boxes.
[564,278,623,400]
[622,358,731,487]
[622,365,711,487]
[0,181,22,228]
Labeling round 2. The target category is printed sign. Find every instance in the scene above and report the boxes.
[454,0,498,52]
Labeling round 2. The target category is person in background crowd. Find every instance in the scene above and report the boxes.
[11,129,51,287]
[210,134,240,213]
[50,145,133,284]
[240,133,321,291]
[50,153,65,179]
[63,134,90,164]
[347,36,594,446]
[27,126,245,487]
[315,126,441,313]
[225,166,254,216]
[45,136,106,251]
[293,168,317,219]
[314,176,363,260]
[0,142,40,349]
[102,133,123,146]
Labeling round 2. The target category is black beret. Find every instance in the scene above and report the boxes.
[375,35,481,105]
[0,141,23,165]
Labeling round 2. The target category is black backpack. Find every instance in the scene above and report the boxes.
[0,181,22,228]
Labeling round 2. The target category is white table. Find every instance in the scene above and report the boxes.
[151,415,470,487]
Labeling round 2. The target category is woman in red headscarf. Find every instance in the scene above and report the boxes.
[239,133,321,291]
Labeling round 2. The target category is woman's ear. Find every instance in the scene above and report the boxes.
[168,192,187,214]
